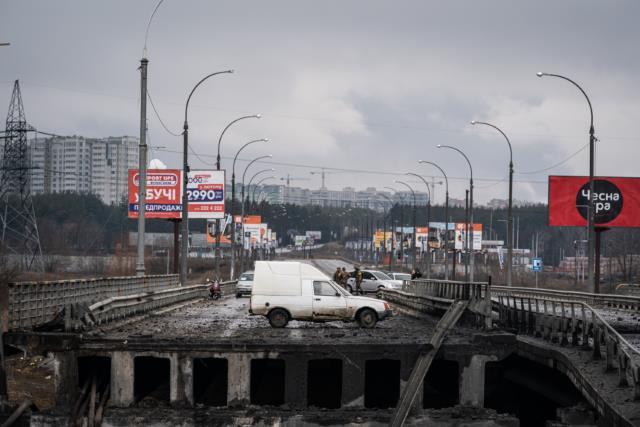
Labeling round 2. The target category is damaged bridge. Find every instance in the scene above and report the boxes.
[2,259,640,426]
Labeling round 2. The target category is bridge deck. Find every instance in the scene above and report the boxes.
[91,296,441,347]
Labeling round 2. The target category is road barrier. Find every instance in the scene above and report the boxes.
[68,280,238,330]
[7,274,179,330]
[495,290,640,403]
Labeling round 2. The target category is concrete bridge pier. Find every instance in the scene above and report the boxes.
[111,352,134,407]
[54,351,79,408]
[459,354,497,407]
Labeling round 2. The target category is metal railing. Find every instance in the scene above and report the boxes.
[403,278,487,301]
[388,278,492,329]
[492,286,640,313]
[70,280,238,330]
[7,274,179,330]
[495,291,640,402]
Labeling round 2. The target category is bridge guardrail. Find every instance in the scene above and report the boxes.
[495,290,640,402]
[7,274,179,330]
[67,280,238,330]
[392,278,492,328]
[492,286,640,312]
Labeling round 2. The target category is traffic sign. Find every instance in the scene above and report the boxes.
[532,258,543,272]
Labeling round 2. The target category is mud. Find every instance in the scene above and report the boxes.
[96,296,437,346]
[5,354,56,411]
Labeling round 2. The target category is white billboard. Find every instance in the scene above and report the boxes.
[186,170,225,219]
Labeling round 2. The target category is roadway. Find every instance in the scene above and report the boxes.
[92,290,438,347]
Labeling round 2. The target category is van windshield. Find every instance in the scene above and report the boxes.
[331,281,352,296]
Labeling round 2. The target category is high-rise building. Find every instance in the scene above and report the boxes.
[29,135,138,204]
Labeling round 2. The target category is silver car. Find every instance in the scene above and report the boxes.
[236,271,254,298]
[346,270,402,294]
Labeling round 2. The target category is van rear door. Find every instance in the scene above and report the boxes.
[312,281,348,320]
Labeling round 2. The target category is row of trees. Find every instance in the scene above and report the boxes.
[27,193,640,282]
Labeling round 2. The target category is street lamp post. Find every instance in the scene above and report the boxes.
[385,187,405,270]
[180,70,233,285]
[379,194,394,271]
[230,138,268,280]
[406,173,432,278]
[251,176,276,206]
[239,158,273,272]
[471,120,514,287]
[438,144,474,282]
[215,114,261,280]
[419,161,450,280]
[537,72,597,293]
[395,181,417,271]
[135,0,166,277]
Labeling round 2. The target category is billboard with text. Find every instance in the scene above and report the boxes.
[187,170,225,219]
[128,169,182,219]
[548,176,640,228]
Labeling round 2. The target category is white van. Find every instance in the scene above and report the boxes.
[249,261,393,328]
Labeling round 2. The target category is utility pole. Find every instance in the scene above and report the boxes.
[135,58,148,276]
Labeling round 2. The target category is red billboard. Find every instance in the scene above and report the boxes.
[548,176,640,227]
[128,169,182,219]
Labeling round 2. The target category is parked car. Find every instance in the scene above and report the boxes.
[346,270,403,293]
[249,261,392,328]
[388,272,411,287]
[236,271,254,298]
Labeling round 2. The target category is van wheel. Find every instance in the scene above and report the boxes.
[268,309,289,328]
[357,308,377,328]
[236,293,241,298]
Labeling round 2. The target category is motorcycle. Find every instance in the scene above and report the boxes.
[208,278,222,300]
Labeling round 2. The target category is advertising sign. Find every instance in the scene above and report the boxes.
[454,223,482,251]
[305,230,322,241]
[187,170,225,219]
[128,169,182,219]
[373,231,394,249]
[548,176,640,227]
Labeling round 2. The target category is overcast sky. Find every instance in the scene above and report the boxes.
[1,1,638,205]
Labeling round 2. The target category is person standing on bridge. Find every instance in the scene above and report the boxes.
[333,267,342,283]
[354,266,364,295]
[340,267,349,288]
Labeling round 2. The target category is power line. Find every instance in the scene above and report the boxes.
[151,146,547,185]
[517,142,589,175]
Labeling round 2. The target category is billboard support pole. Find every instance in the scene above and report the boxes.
[594,227,608,294]
[173,219,179,274]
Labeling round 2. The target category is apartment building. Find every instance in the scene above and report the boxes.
[29,135,138,204]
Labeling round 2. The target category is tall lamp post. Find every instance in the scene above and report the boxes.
[215,114,261,279]
[438,144,474,282]
[251,175,276,206]
[181,70,233,285]
[239,158,273,272]
[379,194,395,271]
[385,187,405,270]
[537,72,597,293]
[394,180,417,271]
[230,138,268,280]
[406,173,432,278]
[470,120,514,287]
[419,160,450,280]
[136,0,166,277]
